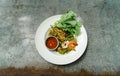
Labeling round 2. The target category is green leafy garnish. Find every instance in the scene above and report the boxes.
[54,11,82,35]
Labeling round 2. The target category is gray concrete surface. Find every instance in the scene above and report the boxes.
[0,0,120,73]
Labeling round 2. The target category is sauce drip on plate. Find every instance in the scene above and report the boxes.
[46,37,58,50]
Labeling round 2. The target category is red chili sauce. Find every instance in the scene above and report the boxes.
[46,37,58,49]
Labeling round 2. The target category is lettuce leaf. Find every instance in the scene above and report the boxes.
[54,11,82,35]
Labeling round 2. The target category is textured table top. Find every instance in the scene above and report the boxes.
[0,0,120,73]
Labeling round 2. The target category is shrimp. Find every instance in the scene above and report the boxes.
[68,41,78,50]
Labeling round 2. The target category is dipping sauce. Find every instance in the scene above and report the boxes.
[45,37,58,50]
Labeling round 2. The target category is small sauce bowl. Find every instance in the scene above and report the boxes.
[45,36,59,51]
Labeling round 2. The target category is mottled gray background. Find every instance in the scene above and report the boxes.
[0,0,120,73]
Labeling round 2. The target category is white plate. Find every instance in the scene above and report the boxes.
[35,15,88,65]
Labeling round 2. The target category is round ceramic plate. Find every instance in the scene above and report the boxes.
[35,15,88,65]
